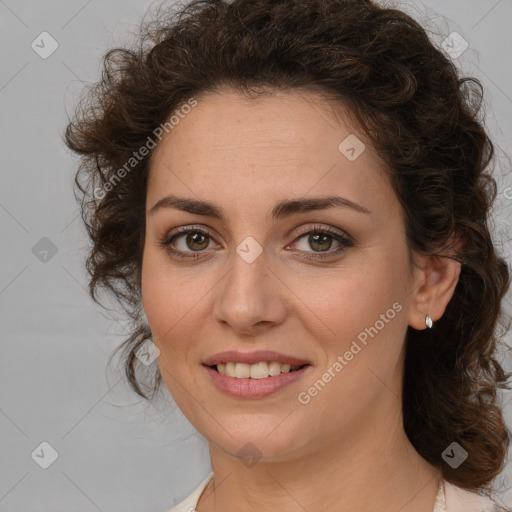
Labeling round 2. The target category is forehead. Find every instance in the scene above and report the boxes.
[151,87,370,159]
[146,87,394,218]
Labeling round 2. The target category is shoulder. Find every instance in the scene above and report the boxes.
[444,480,510,512]
[166,475,511,512]
[167,472,214,512]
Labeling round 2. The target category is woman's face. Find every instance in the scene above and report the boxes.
[142,88,422,462]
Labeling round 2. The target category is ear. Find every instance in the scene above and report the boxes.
[407,254,462,330]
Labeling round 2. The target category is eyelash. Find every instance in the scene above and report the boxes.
[159,224,353,261]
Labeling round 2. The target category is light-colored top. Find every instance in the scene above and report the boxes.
[168,472,510,512]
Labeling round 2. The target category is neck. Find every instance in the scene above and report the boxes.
[197,401,441,512]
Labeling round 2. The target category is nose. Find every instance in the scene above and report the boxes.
[212,244,287,336]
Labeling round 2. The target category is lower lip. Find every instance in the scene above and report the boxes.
[203,365,310,398]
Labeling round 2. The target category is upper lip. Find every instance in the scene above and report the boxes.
[203,350,311,366]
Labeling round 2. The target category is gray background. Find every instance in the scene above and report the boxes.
[1,0,511,510]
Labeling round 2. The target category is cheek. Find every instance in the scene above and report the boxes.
[141,251,188,351]
[300,253,409,400]
[296,274,406,426]
[141,255,199,408]
[307,258,406,344]
[140,249,215,373]
[142,244,187,324]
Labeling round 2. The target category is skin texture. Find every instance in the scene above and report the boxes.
[141,88,461,512]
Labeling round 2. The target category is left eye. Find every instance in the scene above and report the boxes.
[288,226,353,259]
[294,229,344,253]
[161,225,353,260]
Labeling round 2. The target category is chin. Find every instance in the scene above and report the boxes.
[199,413,309,462]
[213,435,305,464]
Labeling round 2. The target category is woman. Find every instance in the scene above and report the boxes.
[65,0,511,510]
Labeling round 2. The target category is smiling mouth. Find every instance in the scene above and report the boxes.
[207,361,309,379]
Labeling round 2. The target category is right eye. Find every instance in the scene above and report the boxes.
[160,226,218,259]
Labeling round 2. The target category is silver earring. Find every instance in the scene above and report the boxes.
[425,313,433,329]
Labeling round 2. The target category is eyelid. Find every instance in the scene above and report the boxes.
[162,222,353,259]
[165,223,352,244]
[292,223,353,242]
[165,225,220,248]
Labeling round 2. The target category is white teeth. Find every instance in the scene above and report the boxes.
[225,362,236,377]
[250,362,268,379]
[268,361,282,376]
[234,363,251,378]
[215,361,304,378]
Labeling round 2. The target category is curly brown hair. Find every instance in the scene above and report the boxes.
[64,0,511,494]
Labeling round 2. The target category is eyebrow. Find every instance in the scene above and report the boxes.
[149,194,371,221]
